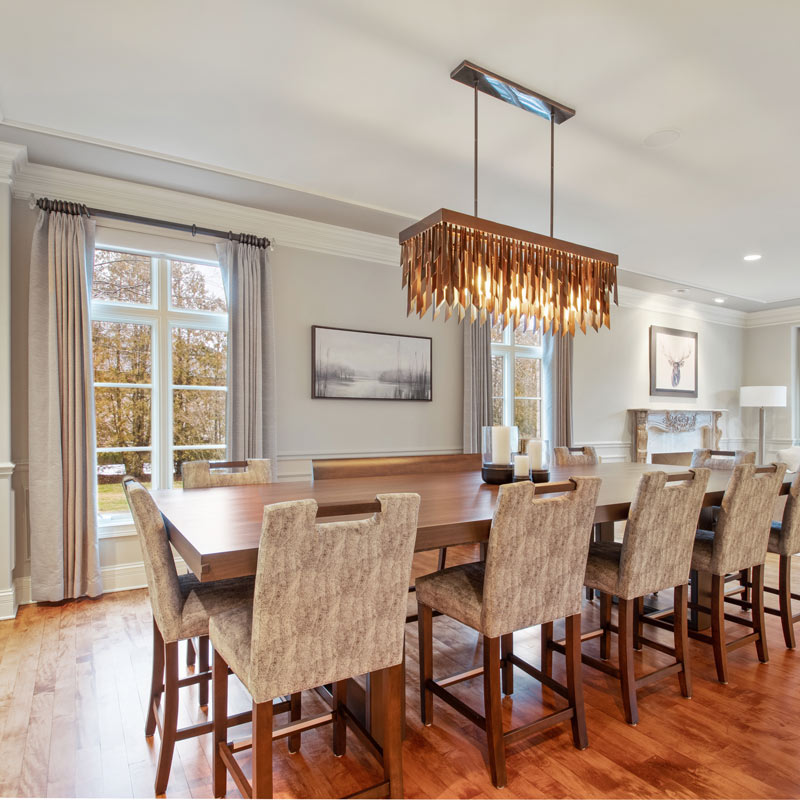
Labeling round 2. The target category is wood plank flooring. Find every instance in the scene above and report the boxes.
[1,548,798,798]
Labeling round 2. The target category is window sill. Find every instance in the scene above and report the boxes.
[98,518,137,539]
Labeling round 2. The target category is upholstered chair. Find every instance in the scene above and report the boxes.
[416,477,601,789]
[553,445,599,466]
[180,458,273,669]
[122,477,281,795]
[689,463,786,683]
[565,469,710,726]
[210,492,420,799]
[740,474,800,648]
[690,449,756,469]
[182,458,272,488]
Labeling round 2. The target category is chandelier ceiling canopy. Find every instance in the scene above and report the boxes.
[399,61,619,336]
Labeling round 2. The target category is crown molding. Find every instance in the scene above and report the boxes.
[617,285,748,327]
[9,159,399,266]
[0,142,27,185]
[743,305,800,329]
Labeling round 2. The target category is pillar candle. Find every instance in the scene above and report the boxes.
[514,454,529,477]
[491,426,512,464]
[527,439,543,470]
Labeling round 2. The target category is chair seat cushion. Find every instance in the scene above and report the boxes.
[177,573,255,641]
[415,562,485,633]
[584,542,622,596]
[690,530,716,573]
[209,604,255,692]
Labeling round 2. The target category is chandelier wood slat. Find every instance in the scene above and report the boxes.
[399,61,620,336]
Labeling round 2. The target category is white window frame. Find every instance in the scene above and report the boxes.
[92,243,228,537]
[491,326,544,439]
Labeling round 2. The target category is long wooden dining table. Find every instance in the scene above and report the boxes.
[150,461,791,745]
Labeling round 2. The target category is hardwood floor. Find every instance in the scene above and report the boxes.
[1,548,798,798]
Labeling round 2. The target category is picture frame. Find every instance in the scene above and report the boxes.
[649,325,698,398]
[311,325,432,401]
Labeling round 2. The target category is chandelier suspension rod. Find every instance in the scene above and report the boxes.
[474,81,479,217]
[550,113,554,238]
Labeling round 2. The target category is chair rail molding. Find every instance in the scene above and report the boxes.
[10,160,399,267]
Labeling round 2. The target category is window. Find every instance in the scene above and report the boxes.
[91,246,228,524]
[490,324,543,441]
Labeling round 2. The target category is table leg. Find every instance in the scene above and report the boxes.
[691,569,712,631]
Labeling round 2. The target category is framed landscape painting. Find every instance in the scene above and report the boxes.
[649,325,698,398]
[312,325,432,401]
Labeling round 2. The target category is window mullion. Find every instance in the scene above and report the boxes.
[157,257,172,490]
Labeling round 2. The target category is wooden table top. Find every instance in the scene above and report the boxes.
[152,462,789,582]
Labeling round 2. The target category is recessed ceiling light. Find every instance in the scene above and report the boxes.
[714,297,725,304]
[672,288,688,294]
[743,254,762,261]
[643,129,681,148]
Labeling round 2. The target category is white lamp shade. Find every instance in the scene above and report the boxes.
[740,385,787,408]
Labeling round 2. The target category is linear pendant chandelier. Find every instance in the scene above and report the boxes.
[399,61,619,335]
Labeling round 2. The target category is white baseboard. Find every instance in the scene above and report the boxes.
[0,586,17,621]
[10,555,189,614]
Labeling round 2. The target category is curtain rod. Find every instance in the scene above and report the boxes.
[34,197,272,250]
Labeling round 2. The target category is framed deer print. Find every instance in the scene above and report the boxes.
[649,326,698,398]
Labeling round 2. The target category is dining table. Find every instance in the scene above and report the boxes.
[150,460,790,745]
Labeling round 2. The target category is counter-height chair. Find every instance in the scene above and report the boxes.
[690,449,756,469]
[735,473,800,648]
[558,469,710,726]
[416,477,600,789]
[123,477,284,795]
[181,458,273,672]
[687,463,786,683]
[210,493,420,799]
[312,453,482,622]
[553,446,599,466]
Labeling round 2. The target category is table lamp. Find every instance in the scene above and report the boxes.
[740,385,787,463]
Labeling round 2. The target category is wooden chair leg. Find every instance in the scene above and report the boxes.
[565,613,588,749]
[332,680,347,757]
[541,621,554,678]
[288,692,302,754]
[383,664,405,799]
[599,592,612,660]
[198,635,210,707]
[751,564,769,664]
[740,567,752,610]
[673,584,692,699]
[417,602,434,726]
[155,641,179,795]
[186,637,196,668]
[252,699,274,799]
[483,636,507,789]
[633,596,644,651]
[779,554,796,649]
[618,598,638,726]
[501,633,514,695]
[212,649,229,798]
[437,547,448,571]
[146,618,165,737]
[711,574,729,684]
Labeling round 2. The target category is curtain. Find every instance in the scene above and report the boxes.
[28,209,102,602]
[544,331,573,448]
[217,241,277,472]
[463,320,492,453]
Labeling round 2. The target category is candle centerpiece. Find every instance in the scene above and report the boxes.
[481,425,519,485]
[527,438,551,483]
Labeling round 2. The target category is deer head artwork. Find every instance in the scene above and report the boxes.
[662,344,693,388]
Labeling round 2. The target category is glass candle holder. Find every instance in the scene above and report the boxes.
[481,425,519,485]
[527,438,551,483]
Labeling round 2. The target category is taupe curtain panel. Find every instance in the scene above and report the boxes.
[28,209,103,602]
[217,241,278,472]
[463,321,492,453]
[545,332,573,448]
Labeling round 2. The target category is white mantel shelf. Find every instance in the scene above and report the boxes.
[629,409,724,463]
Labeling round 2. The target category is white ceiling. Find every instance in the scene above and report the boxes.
[1,0,798,307]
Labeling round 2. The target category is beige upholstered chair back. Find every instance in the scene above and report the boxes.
[618,469,710,598]
[712,463,787,574]
[182,458,272,488]
[553,446,598,466]
[122,477,183,641]
[481,477,601,638]
[249,493,420,699]
[690,449,756,470]
[774,473,800,556]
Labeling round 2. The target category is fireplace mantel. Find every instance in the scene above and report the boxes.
[629,408,724,463]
